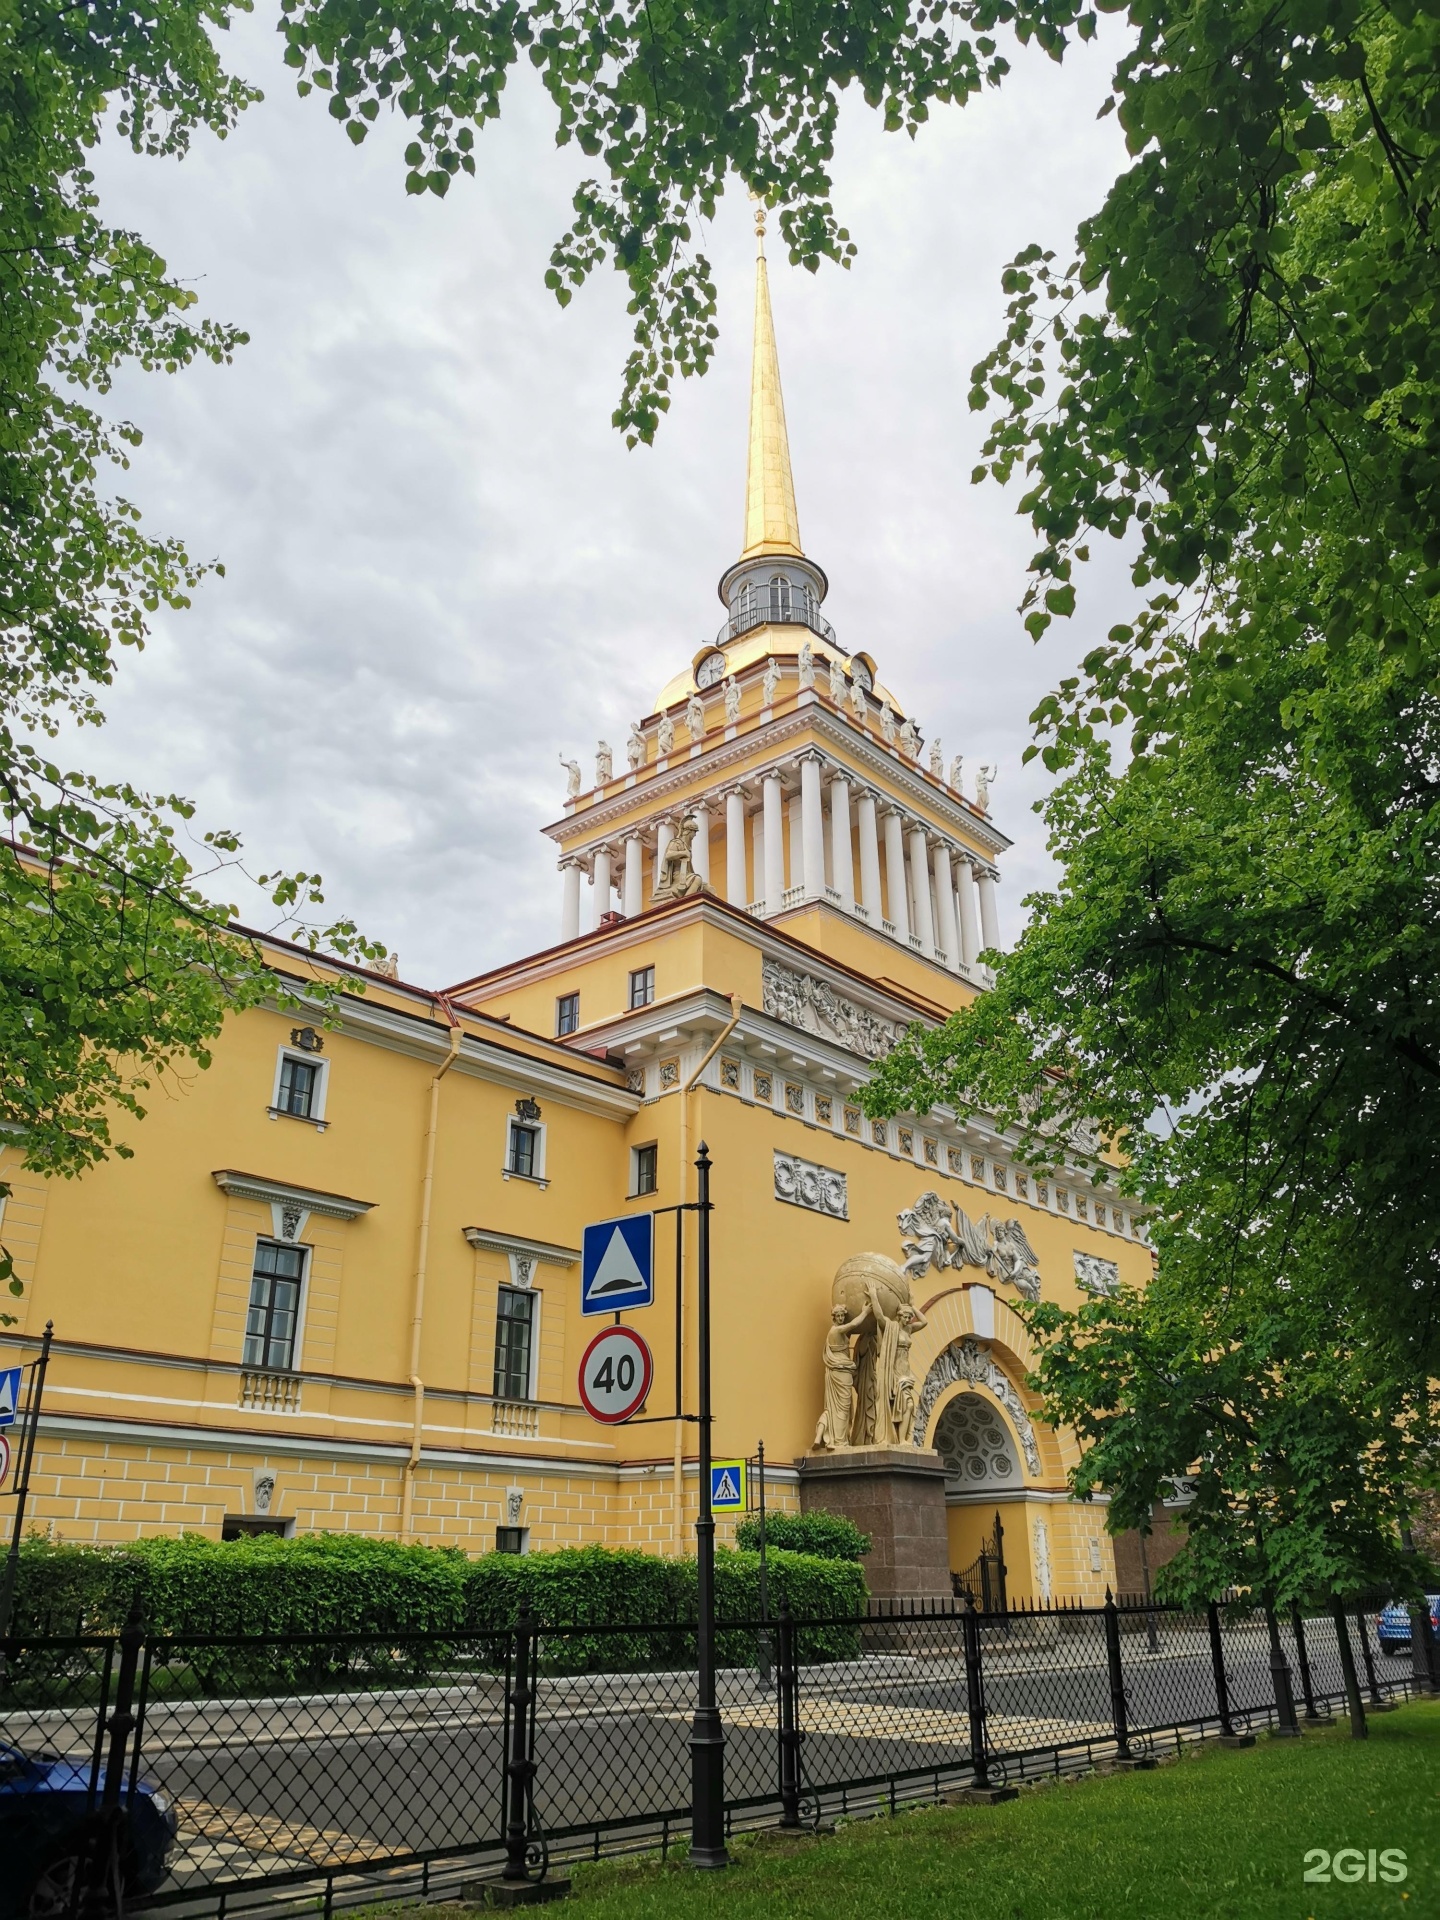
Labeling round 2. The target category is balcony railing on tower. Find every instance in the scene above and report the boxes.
[716,588,835,649]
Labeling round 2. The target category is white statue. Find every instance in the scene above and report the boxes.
[657,712,674,756]
[828,653,846,704]
[929,737,943,779]
[849,680,868,726]
[798,639,815,690]
[374,951,400,980]
[950,754,964,795]
[595,740,613,784]
[977,762,997,812]
[649,815,708,903]
[762,657,781,709]
[626,724,645,771]
[899,717,919,758]
[813,1303,867,1452]
[686,691,705,743]
[824,1253,929,1449]
[879,699,897,747]
[559,755,582,800]
[724,673,741,725]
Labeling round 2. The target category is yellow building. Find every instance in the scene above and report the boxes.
[0,216,1150,1601]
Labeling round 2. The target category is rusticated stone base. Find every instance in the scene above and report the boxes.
[795,1446,951,1601]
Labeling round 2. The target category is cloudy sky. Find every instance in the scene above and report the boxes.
[80,11,1136,990]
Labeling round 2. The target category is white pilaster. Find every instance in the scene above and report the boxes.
[800,753,825,900]
[561,860,582,942]
[725,790,747,904]
[622,833,644,919]
[591,848,612,929]
[977,867,1001,952]
[882,808,910,938]
[691,805,710,885]
[829,774,854,909]
[788,794,804,893]
[856,790,882,919]
[956,856,980,964]
[932,843,959,971]
[763,771,785,912]
[652,819,672,908]
[908,826,936,951]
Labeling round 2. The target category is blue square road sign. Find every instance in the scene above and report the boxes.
[710,1461,746,1512]
[581,1213,655,1316]
[0,1366,21,1428]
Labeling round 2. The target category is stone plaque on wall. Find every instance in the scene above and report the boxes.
[774,1151,848,1219]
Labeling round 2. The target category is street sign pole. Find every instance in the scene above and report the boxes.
[688,1142,727,1869]
[0,1320,54,1651]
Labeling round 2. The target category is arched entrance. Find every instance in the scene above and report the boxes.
[932,1392,1022,1493]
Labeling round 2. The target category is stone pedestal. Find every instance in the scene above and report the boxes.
[796,1446,951,1601]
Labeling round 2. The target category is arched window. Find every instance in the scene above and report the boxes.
[932,1393,1021,1490]
[768,573,792,622]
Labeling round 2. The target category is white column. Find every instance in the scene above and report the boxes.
[908,826,936,951]
[829,775,854,909]
[955,857,980,964]
[932,843,959,971]
[763,771,785,912]
[622,834,644,918]
[691,805,710,885]
[725,790,747,904]
[561,861,582,941]
[800,754,825,900]
[652,819,672,907]
[788,795,804,893]
[882,808,910,938]
[591,848,612,929]
[752,809,765,907]
[856,790,882,918]
[977,867,1001,952]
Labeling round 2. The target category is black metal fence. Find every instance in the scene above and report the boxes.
[3,1593,1433,1917]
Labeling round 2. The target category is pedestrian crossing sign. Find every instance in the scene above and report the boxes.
[710,1460,746,1512]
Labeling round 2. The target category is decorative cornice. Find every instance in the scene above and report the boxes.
[462,1227,581,1267]
[212,1170,375,1221]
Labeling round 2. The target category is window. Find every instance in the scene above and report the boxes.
[495,1527,529,1555]
[508,1123,540,1178]
[221,1515,294,1540]
[556,992,580,1037]
[493,1286,536,1401]
[628,966,655,1009]
[768,573,792,621]
[632,1143,658,1196]
[277,1054,319,1118]
[243,1241,305,1372]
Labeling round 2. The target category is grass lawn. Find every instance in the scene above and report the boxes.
[391,1702,1440,1920]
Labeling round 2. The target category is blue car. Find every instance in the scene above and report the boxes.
[1377,1595,1440,1656]
[0,1742,176,1918]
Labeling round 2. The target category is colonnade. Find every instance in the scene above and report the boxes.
[559,754,1001,969]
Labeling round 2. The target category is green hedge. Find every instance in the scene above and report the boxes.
[734,1512,872,1561]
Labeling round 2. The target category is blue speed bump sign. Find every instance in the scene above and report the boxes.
[710,1461,746,1512]
[0,1367,20,1428]
[581,1213,654,1316]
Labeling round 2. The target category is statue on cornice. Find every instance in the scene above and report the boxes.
[657,712,675,756]
[595,741,613,784]
[559,755,582,800]
[879,699,897,747]
[849,680,868,727]
[899,717,919,758]
[950,754,964,796]
[977,763,997,812]
[762,657,781,709]
[798,638,815,689]
[686,691,706,743]
[650,814,708,903]
[828,653,846,704]
[626,724,645,771]
[929,738,943,779]
[724,674,741,725]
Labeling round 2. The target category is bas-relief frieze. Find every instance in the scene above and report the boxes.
[1073,1250,1120,1296]
[914,1337,1043,1475]
[774,1151,848,1219]
[897,1189,1042,1303]
[761,958,900,1061]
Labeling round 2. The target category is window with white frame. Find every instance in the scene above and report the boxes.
[243,1241,306,1372]
[556,992,580,1037]
[631,1143,658,1196]
[492,1286,537,1401]
[628,966,655,1010]
[270,1039,329,1124]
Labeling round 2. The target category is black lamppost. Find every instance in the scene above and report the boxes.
[689,1142,728,1868]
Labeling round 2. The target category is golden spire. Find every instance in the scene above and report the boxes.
[741,201,804,560]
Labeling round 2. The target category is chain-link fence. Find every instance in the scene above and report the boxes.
[2,1592,1431,1917]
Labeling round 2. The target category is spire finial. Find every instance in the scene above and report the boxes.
[741,197,803,561]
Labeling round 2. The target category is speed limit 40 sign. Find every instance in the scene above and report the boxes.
[578,1325,653,1425]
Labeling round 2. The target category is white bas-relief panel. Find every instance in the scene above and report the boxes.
[774,1151,848,1220]
[1073,1250,1120,1296]
[761,957,900,1061]
[898,1189,1042,1303]
[914,1338,1043,1475]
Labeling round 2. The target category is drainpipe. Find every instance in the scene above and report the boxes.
[400,997,463,1542]
[673,995,744,1552]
